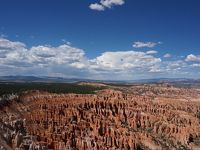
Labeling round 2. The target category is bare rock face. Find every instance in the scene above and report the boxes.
[0,86,200,150]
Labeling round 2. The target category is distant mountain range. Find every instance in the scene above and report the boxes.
[0,76,88,83]
[0,76,200,85]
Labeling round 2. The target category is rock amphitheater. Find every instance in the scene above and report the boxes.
[0,84,200,150]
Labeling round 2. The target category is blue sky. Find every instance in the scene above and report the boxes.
[0,0,200,80]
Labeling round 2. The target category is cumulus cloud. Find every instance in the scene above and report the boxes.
[0,38,199,80]
[0,38,28,66]
[133,41,161,48]
[0,38,26,50]
[100,0,125,8]
[89,3,105,11]
[0,38,89,77]
[185,54,200,62]
[29,45,85,65]
[0,38,163,79]
[89,0,125,11]
[90,51,161,73]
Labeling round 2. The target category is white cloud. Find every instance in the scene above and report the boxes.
[148,66,161,73]
[164,53,172,58]
[28,45,85,65]
[185,54,200,62]
[166,60,186,68]
[146,50,157,54]
[133,41,161,48]
[0,38,200,80]
[89,3,105,11]
[91,51,161,72]
[0,38,88,77]
[0,38,163,79]
[89,0,125,11]
[0,38,28,65]
[100,0,125,8]
[163,60,188,75]
[191,64,200,67]
[0,38,26,50]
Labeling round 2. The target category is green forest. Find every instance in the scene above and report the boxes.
[0,82,104,96]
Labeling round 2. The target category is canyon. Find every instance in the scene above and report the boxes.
[0,84,200,150]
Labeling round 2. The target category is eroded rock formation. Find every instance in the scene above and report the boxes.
[0,86,200,150]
